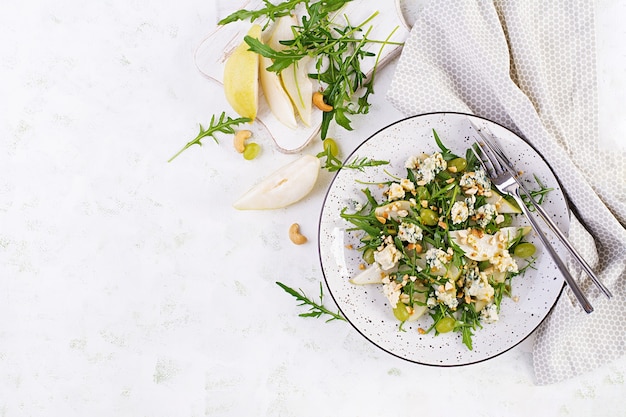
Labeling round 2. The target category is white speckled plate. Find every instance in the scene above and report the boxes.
[318,112,568,366]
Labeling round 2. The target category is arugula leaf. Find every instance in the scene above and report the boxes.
[458,306,482,350]
[169,112,250,162]
[340,208,385,237]
[244,36,306,72]
[433,129,459,161]
[220,0,356,25]
[465,146,480,170]
[316,146,388,172]
[276,281,346,322]
[219,0,308,25]
[521,174,554,209]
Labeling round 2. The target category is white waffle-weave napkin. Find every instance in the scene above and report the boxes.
[387,0,626,384]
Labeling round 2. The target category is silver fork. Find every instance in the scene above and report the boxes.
[469,120,613,300]
[472,137,594,313]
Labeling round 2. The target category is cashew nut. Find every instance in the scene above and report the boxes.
[312,92,333,112]
[233,130,252,153]
[288,223,308,245]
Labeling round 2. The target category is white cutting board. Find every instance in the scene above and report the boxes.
[194,0,411,153]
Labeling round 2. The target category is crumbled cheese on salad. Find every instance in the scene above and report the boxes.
[382,276,402,307]
[475,203,496,228]
[405,155,421,170]
[398,222,423,244]
[374,236,402,270]
[490,250,518,273]
[465,268,495,302]
[400,178,416,193]
[425,247,452,272]
[387,182,405,201]
[460,168,492,196]
[406,152,447,185]
[465,194,476,215]
[480,303,499,324]
[451,201,469,224]
[435,279,459,309]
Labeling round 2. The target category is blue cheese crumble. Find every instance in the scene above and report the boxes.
[387,183,406,201]
[400,178,416,193]
[480,303,499,323]
[434,279,459,309]
[460,168,492,196]
[465,194,476,215]
[398,222,423,244]
[475,203,496,228]
[451,201,469,224]
[425,247,452,272]
[374,236,402,271]
[490,249,519,273]
[405,152,447,185]
[464,267,495,302]
[382,276,403,307]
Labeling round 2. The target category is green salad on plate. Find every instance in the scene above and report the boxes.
[340,130,539,350]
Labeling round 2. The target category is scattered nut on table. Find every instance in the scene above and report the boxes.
[288,223,307,245]
[233,129,252,153]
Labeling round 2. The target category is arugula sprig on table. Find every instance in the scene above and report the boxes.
[168,112,250,162]
[276,281,346,322]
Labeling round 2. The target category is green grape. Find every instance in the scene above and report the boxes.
[323,138,339,157]
[416,186,430,200]
[363,247,375,265]
[513,242,536,258]
[243,143,261,160]
[392,302,410,322]
[435,316,456,333]
[420,208,439,226]
[448,157,467,173]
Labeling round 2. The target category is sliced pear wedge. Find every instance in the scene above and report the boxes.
[265,14,297,52]
[408,303,429,321]
[281,57,313,127]
[374,200,413,222]
[233,155,320,210]
[223,25,262,120]
[445,264,462,281]
[485,189,521,213]
[265,15,313,127]
[448,226,531,261]
[349,261,401,285]
[259,55,298,129]
[349,263,384,285]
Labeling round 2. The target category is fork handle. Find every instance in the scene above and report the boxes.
[517,188,613,299]
[511,188,594,313]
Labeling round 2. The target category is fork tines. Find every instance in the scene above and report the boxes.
[471,140,502,179]
[468,117,612,303]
